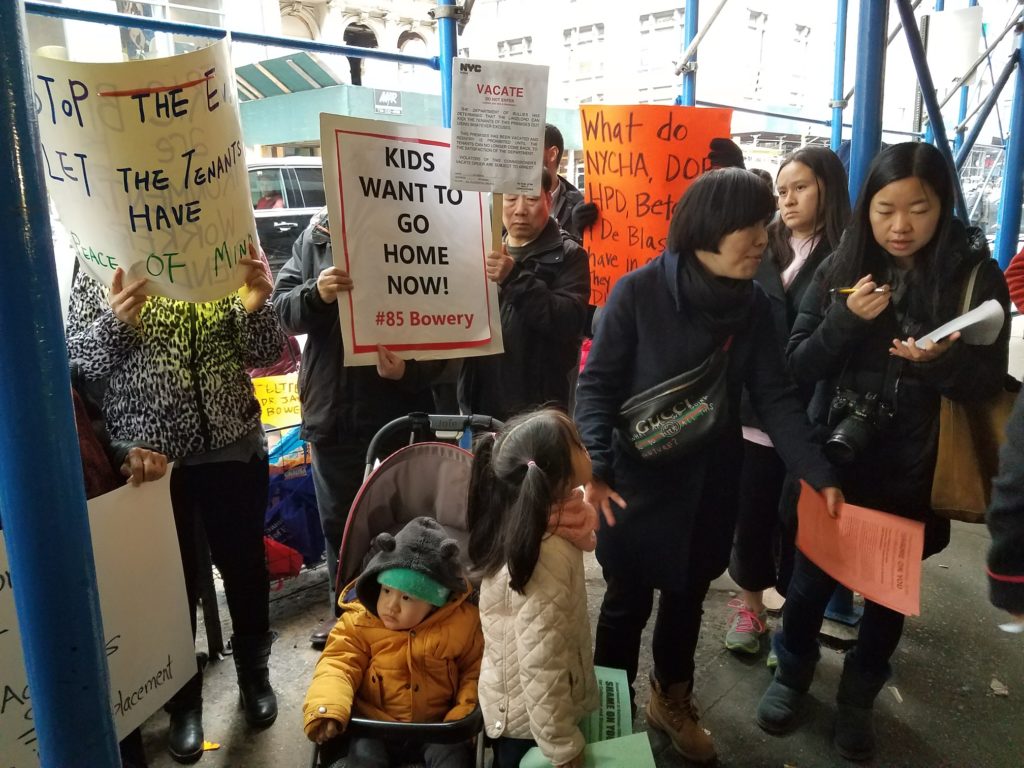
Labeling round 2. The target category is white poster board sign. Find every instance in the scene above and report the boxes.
[450,58,549,194]
[0,474,195,766]
[320,115,503,366]
[31,39,256,302]
[926,6,983,87]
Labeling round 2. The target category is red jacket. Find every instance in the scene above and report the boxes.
[1004,247,1024,312]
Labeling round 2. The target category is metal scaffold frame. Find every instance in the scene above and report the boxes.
[4,1,1024,764]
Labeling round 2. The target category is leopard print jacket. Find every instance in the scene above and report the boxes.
[66,271,286,460]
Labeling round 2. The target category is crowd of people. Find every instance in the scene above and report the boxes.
[59,127,1024,768]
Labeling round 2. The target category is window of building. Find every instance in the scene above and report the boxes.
[789,23,811,104]
[563,24,606,83]
[497,36,533,60]
[398,31,428,75]
[745,9,768,99]
[639,10,684,72]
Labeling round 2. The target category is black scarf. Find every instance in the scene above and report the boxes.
[678,253,755,339]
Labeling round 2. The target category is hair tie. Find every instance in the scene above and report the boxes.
[527,460,537,469]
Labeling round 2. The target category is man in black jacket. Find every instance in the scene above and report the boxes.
[272,209,440,646]
[544,123,586,240]
[458,169,591,421]
[988,387,1024,622]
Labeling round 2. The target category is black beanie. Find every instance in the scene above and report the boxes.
[355,517,465,617]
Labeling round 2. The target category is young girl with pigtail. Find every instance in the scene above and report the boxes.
[468,408,599,768]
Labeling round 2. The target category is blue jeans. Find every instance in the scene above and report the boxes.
[777,551,905,674]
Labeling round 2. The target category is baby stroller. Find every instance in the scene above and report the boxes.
[310,413,502,768]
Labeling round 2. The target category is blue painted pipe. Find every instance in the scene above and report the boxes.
[994,36,1024,269]
[437,0,457,128]
[954,53,1017,172]
[25,1,439,70]
[896,0,968,219]
[831,0,849,150]
[680,0,699,107]
[848,0,889,203]
[0,3,120,766]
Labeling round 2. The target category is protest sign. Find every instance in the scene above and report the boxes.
[580,105,732,305]
[320,114,503,366]
[0,474,195,766]
[253,373,302,429]
[31,40,256,302]
[450,57,549,195]
[796,480,925,616]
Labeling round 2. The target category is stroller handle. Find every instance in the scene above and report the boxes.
[364,413,504,469]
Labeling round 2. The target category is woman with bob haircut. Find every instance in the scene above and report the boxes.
[757,142,1010,762]
[575,167,842,764]
[725,147,851,655]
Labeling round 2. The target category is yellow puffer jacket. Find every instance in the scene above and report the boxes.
[303,577,483,735]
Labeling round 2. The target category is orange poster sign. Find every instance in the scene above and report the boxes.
[796,481,925,617]
[579,105,732,305]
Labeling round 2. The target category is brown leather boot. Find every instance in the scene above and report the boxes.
[646,679,717,764]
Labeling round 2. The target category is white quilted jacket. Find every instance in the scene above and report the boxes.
[478,535,599,765]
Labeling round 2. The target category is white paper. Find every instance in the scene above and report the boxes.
[320,115,504,366]
[31,40,256,302]
[915,298,1005,348]
[450,58,549,194]
[999,619,1024,634]
[1,473,195,766]
[926,6,984,87]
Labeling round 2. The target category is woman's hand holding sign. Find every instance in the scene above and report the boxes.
[108,267,148,328]
[316,266,354,303]
[239,244,274,313]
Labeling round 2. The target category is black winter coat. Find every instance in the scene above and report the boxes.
[788,251,1010,557]
[574,250,838,590]
[988,388,1024,614]
[740,238,833,428]
[272,223,440,446]
[458,218,590,421]
[552,175,585,241]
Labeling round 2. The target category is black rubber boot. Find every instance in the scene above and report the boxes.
[834,653,889,762]
[232,632,279,728]
[756,633,819,735]
[165,670,203,764]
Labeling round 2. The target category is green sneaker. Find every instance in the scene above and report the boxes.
[767,647,778,670]
[724,599,768,655]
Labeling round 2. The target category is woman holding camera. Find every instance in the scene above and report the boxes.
[575,168,841,764]
[756,142,1010,761]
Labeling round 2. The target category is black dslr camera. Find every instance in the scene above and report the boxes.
[825,389,896,466]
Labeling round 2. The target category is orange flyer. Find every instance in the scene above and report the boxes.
[579,105,732,305]
[796,480,925,616]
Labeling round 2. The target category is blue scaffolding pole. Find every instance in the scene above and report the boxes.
[1,3,120,766]
[954,52,1018,172]
[680,0,699,107]
[994,29,1024,269]
[848,0,889,202]
[896,0,968,220]
[831,0,850,150]
[436,0,458,128]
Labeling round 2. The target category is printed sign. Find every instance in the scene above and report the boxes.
[320,114,503,366]
[450,57,549,194]
[253,373,302,428]
[0,474,195,766]
[580,105,732,305]
[31,40,256,302]
[373,88,403,115]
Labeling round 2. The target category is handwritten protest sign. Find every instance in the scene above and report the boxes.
[450,58,549,195]
[31,40,256,302]
[253,373,302,429]
[321,115,503,366]
[580,105,732,305]
[1,474,195,766]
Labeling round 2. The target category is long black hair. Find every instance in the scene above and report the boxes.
[768,146,850,270]
[467,409,583,593]
[824,142,977,323]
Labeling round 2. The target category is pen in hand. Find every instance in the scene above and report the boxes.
[830,287,891,295]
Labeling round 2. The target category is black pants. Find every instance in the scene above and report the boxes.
[167,455,271,708]
[594,573,712,698]
[491,737,537,768]
[728,441,794,594]
[777,551,905,675]
[321,736,472,768]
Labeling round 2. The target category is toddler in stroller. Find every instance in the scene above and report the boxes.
[303,516,483,768]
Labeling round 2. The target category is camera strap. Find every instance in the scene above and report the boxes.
[834,353,903,415]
